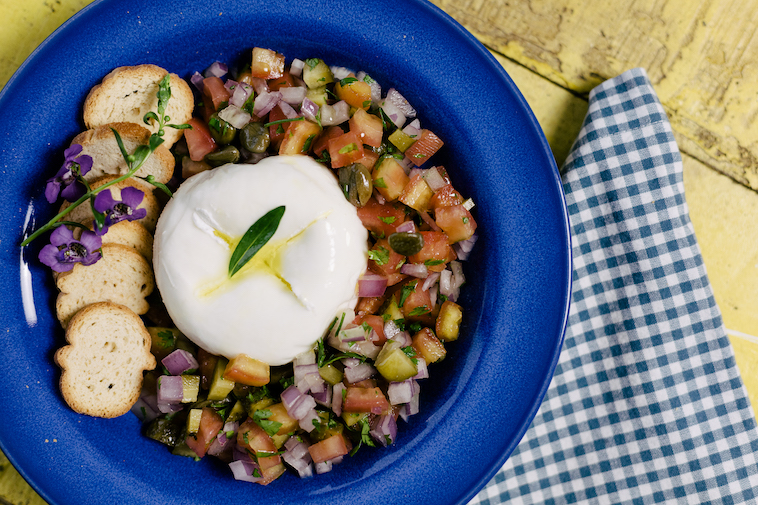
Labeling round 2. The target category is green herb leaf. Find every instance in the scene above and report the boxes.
[402,346,418,365]
[378,216,395,224]
[374,178,388,189]
[253,409,283,437]
[424,259,445,266]
[305,58,320,70]
[340,77,359,86]
[338,143,358,154]
[399,282,417,307]
[140,175,173,198]
[302,134,316,153]
[264,117,305,128]
[157,330,176,348]
[229,206,285,278]
[408,305,430,317]
[368,246,390,266]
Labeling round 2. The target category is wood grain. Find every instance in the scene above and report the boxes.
[431,0,758,190]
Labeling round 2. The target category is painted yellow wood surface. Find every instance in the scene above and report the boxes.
[2,0,758,504]
[431,0,758,191]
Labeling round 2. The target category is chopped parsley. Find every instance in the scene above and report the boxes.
[368,246,390,265]
[349,418,377,456]
[156,330,176,348]
[253,409,283,437]
[340,77,359,86]
[378,215,396,224]
[374,177,388,189]
[302,134,316,153]
[424,259,445,266]
[402,346,419,365]
[305,58,320,70]
[398,281,417,307]
[462,216,470,224]
[408,305,430,317]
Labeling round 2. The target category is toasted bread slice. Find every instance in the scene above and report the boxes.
[72,122,175,184]
[83,64,193,149]
[59,175,160,232]
[55,302,156,418]
[55,244,154,328]
[74,219,154,262]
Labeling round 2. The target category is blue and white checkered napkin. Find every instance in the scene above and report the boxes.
[471,68,758,504]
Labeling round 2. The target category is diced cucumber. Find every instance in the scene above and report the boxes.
[388,129,415,152]
[375,346,417,382]
[181,376,200,403]
[341,411,368,427]
[383,296,404,322]
[207,358,235,400]
[306,86,329,106]
[186,408,202,435]
[226,400,247,424]
[302,59,334,89]
[318,363,343,385]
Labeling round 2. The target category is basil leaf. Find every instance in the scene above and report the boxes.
[229,206,285,278]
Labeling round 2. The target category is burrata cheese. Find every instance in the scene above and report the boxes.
[153,155,368,366]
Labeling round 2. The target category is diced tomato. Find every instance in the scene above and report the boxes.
[185,117,217,161]
[354,150,380,171]
[354,314,387,345]
[399,173,434,212]
[408,231,456,272]
[342,387,389,414]
[349,108,383,148]
[368,238,407,286]
[356,295,386,315]
[405,129,444,166]
[398,279,436,325]
[268,71,295,91]
[223,353,270,386]
[373,156,410,202]
[328,131,365,168]
[430,184,464,210]
[202,76,230,111]
[434,204,477,243]
[237,419,281,470]
[279,119,321,155]
[334,77,372,110]
[251,47,285,79]
[346,378,378,389]
[186,407,224,458]
[257,463,286,485]
[312,126,344,160]
[412,327,446,363]
[267,104,289,147]
[356,198,407,238]
[308,434,349,464]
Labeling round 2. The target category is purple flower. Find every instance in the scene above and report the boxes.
[38,226,102,272]
[92,187,147,235]
[45,144,93,204]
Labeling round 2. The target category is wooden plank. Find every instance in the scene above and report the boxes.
[431,0,758,190]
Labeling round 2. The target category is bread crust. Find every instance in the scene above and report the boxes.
[55,302,156,418]
[55,243,155,328]
[72,122,175,184]
[83,64,193,149]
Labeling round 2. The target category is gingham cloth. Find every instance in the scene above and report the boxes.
[470,68,758,504]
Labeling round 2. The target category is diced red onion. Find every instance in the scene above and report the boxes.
[299,408,321,432]
[295,363,319,392]
[161,349,199,376]
[224,79,239,92]
[422,271,441,292]
[452,233,478,261]
[398,156,413,174]
[408,167,423,179]
[408,388,420,415]
[330,66,353,80]
[395,220,416,233]
[331,101,350,125]
[319,104,336,126]
[286,456,313,478]
[294,349,316,367]
[315,460,333,474]
[251,77,268,95]
[229,82,253,108]
[312,383,332,407]
[439,269,457,302]
[451,260,465,290]
[282,385,318,422]
[400,263,428,278]
[429,284,439,311]
[413,358,429,380]
[332,383,345,417]
[130,394,158,423]
[190,71,204,92]
[279,101,299,119]
[390,330,411,347]
[385,88,416,118]
[370,414,397,447]
[280,86,307,105]
[253,91,282,117]
[384,319,402,340]
[157,375,183,403]
[462,198,475,211]
[343,361,376,383]
[301,98,319,123]
[157,400,183,414]
[373,189,386,205]
[229,459,262,483]
[290,58,305,77]
[380,99,406,128]
[358,273,388,297]
[340,326,366,343]
[357,71,381,105]
[388,380,414,405]
[342,357,361,369]
[204,61,228,78]
[423,166,448,191]
[282,384,304,410]
[402,119,421,139]
[218,105,252,129]
[207,421,238,458]
[352,340,381,360]
[418,210,442,231]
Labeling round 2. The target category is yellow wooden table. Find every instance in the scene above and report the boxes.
[3,0,758,502]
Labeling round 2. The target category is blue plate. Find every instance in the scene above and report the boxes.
[0,0,570,503]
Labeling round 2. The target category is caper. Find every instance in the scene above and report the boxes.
[388,231,425,256]
[208,112,237,145]
[239,122,271,153]
[204,145,240,167]
[338,163,373,207]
